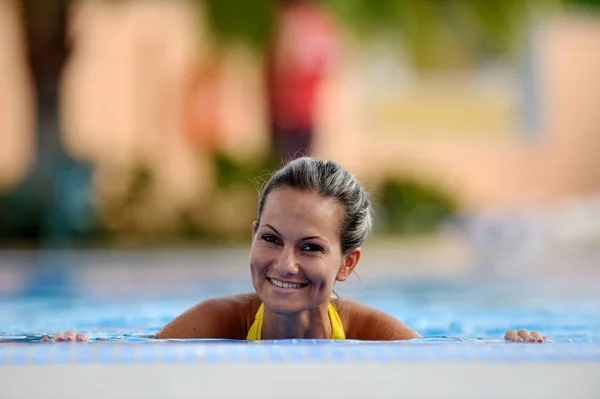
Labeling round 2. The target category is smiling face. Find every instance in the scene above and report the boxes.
[249,187,360,315]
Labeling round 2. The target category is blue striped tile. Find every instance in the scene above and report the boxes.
[2,340,600,366]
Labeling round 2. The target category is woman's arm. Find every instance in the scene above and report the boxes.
[156,294,256,339]
[339,300,421,341]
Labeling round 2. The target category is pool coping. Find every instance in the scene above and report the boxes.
[1,339,599,365]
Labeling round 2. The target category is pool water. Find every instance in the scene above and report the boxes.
[1,277,600,343]
[1,249,599,343]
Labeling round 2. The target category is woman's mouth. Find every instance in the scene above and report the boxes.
[267,277,309,289]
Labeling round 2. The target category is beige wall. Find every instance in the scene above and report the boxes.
[317,15,600,211]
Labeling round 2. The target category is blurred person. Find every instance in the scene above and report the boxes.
[266,0,341,162]
[45,157,548,343]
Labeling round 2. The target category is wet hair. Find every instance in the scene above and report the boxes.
[256,157,373,255]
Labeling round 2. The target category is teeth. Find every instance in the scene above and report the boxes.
[269,278,306,289]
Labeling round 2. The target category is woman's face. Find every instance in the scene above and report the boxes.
[249,187,360,315]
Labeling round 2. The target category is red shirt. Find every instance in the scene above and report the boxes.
[269,3,340,131]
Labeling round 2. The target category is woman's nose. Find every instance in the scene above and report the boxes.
[275,247,299,276]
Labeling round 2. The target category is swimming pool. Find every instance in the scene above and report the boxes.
[1,248,599,398]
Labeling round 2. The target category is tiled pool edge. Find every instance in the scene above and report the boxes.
[1,340,599,365]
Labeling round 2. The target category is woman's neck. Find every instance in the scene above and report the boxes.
[261,302,331,340]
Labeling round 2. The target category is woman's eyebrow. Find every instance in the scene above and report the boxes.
[300,236,325,242]
[264,224,281,236]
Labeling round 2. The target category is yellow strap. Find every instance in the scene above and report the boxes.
[246,303,264,340]
[246,300,345,340]
[328,301,346,339]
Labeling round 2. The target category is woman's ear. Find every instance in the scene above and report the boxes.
[336,248,361,282]
[252,221,258,237]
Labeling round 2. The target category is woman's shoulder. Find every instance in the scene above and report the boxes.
[156,293,261,339]
[197,293,261,312]
[334,298,421,341]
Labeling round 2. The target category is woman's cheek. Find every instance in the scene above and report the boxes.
[303,259,332,283]
[250,246,273,269]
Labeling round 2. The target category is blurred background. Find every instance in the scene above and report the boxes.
[1,0,600,333]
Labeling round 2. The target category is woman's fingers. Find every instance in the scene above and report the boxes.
[64,331,76,342]
[531,331,544,343]
[76,333,88,342]
[505,329,549,343]
[41,331,88,342]
[518,329,535,342]
[504,330,523,342]
[52,333,64,342]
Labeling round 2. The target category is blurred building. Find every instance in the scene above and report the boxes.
[316,13,600,211]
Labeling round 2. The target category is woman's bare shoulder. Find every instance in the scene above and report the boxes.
[335,298,421,341]
[156,293,261,339]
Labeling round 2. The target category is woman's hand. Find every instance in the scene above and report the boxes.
[504,329,550,343]
[41,330,88,342]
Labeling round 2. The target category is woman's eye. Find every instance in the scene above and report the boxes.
[261,234,280,244]
[302,243,325,253]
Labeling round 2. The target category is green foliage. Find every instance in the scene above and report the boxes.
[214,152,275,191]
[0,158,105,247]
[563,0,600,12]
[122,163,154,208]
[203,0,277,52]
[375,175,458,235]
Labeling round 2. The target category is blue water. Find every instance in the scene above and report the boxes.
[1,250,600,343]
[1,279,599,342]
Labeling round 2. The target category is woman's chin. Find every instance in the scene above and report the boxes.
[262,295,309,315]
[268,306,296,316]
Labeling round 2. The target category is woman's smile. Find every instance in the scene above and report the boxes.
[267,277,310,291]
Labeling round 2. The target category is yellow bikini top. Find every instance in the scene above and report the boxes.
[246,300,346,340]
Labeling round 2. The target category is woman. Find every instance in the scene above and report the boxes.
[44,157,548,343]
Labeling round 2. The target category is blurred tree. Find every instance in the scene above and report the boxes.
[0,0,98,247]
